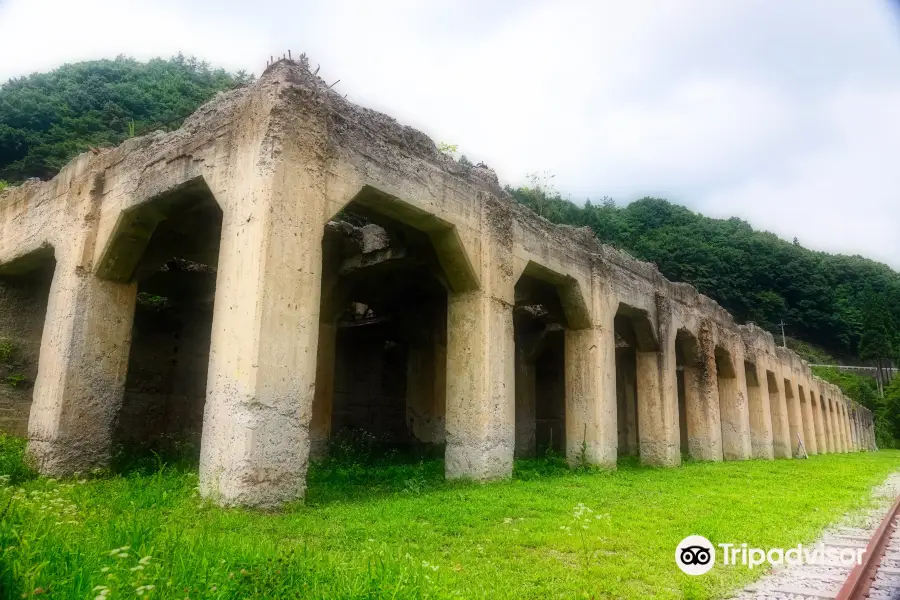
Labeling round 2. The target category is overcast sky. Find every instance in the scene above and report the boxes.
[1,0,899,268]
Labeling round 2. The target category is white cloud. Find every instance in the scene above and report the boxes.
[1,0,898,267]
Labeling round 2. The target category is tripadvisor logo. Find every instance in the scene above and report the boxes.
[675,535,865,576]
[676,535,716,576]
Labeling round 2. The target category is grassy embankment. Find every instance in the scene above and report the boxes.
[0,435,898,599]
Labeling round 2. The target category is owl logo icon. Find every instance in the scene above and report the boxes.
[676,535,715,575]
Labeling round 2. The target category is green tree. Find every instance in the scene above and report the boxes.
[0,55,253,182]
[859,292,896,393]
[506,188,900,362]
[881,376,900,447]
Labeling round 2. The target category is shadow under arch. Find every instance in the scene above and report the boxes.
[92,176,224,459]
[311,183,485,461]
[0,246,57,438]
[511,260,590,459]
[328,185,478,294]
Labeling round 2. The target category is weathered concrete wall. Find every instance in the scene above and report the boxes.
[0,55,877,507]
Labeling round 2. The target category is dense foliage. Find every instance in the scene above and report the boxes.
[0,55,252,182]
[508,182,900,361]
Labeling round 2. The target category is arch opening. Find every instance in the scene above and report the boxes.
[784,378,801,456]
[744,360,772,459]
[674,329,700,458]
[715,346,744,460]
[514,272,567,458]
[312,199,452,461]
[0,248,56,437]
[113,180,223,463]
[614,304,657,461]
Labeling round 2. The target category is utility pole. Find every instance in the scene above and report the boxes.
[778,319,787,348]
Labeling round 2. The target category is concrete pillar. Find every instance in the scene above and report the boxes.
[861,412,868,450]
[819,396,834,452]
[565,264,618,468]
[745,361,774,459]
[869,413,875,450]
[717,348,752,461]
[407,311,447,446]
[766,369,792,459]
[682,328,723,461]
[566,323,617,468]
[828,396,841,454]
[857,409,865,451]
[635,308,680,467]
[868,412,875,450]
[825,396,837,453]
[26,256,137,475]
[812,392,827,454]
[799,386,818,455]
[309,321,336,460]
[784,378,804,457]
[514,343,536,458]
[849,406,859,452]
[842,403,852,453]
[199,157,327,508]
[835,402,846,453]
[445,287,514,479]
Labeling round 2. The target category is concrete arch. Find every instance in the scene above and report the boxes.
[516,261,590,331]
[329,185,478,294]
[616,303,659,352]
[95,176,222,283]
[0,246,56,438]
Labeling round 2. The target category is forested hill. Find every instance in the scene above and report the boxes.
[0,55,252,183]
[508,188,900,361]
[1,57,898,365]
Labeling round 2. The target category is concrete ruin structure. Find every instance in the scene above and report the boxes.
[0,57,877,507]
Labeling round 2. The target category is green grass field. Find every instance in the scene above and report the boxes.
[0,435,897,599]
